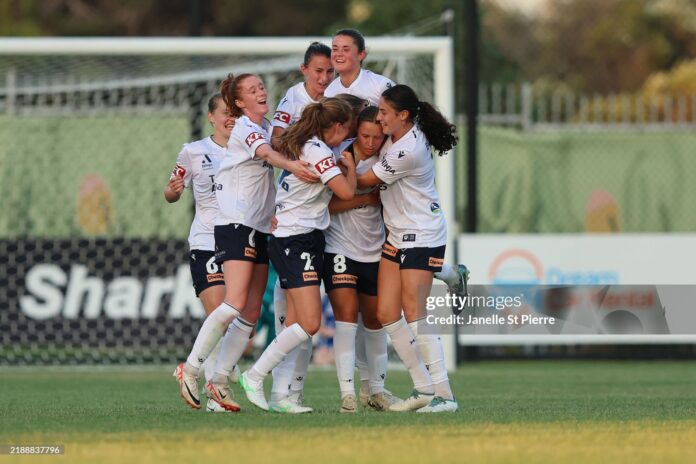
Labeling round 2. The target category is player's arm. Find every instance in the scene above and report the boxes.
[255,143,319,183]
[326,155,356,201]
[164,177,184,203]
[357,170,382,189]
[271,126,286,151]
[164,148,190,203]
[328,189,379,214]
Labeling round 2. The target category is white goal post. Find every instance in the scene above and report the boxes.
[0,37,458,369]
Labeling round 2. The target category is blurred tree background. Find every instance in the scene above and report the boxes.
[2,0,696,98]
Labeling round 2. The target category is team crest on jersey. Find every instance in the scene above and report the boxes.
[172,164,186,178]
[402,234,416,242]
[314,156,336,174]
[430,202,441,214]
[273,111,291,124]
[245,132,265,147]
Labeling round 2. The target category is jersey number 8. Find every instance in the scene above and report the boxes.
[333,255,347,273]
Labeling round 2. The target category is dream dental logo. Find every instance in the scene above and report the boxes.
[488,248,619,285]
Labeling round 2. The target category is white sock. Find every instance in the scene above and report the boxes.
[384,316,433,393]
[248,323,310,383]
[185,302,240,372]
[355,315,370,395]
[271,343,301,402]
[363,326,388,395]
[334,321,358,398]
[290,338,312,392]
[212,317,254,383]
[409,320,453,400]
[201,339,222,383]
[434,263,458,287]
[273,279,287,335]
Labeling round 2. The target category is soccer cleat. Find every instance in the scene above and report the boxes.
[448,264,470,298]
[205,381,241,412]
[416,396,459,413]
[287,390,305,407]
[239,371,269,411]
[173,363,201,409]
[367,390,402,411]
[388,389,434,412]
[269,398,313,414]
[340,394,357,413]
[229,364,241,384]
[359,391,369,407]
[206,398,227,413]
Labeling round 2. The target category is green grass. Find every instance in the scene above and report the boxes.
[1,361,695,463]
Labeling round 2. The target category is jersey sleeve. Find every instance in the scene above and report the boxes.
[171,145,193,188]
[271,92,293,129]
[371,147,414,185]
[305,142,342,184]
[236,122,269,159]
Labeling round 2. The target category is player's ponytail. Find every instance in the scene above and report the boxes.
[278,98,352,160]
[381,84,458,156]
[219,73,254,118]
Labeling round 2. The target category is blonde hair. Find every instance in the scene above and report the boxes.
[278,98,352,160]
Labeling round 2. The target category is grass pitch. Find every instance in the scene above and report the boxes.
[1,361,695,463]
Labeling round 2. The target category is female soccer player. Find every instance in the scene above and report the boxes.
[165,93,234,413]
[323,105,400,412]
[267,42,333,413]
[271,41,333,147]
[174,73,317,411]
[239,98,356,411]
[357,84,460,413]
[324,28,395,105]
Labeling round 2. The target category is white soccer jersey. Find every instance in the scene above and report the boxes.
[215,115,276,234]
[371,126,447,249]
[324,68,395,106]
[271,82,317,130]
[170,137,225,251]
[274,137,343,238]
[324,146,384,262]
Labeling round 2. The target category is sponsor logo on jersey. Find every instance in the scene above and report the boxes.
[206,273,224,282]
[302,271,319,281]
[400,254,406,264]
[244,247,257,258]
[402,234,416,242]
[332,274,358,285]
[428,257,444,268]
[430,202,441,214]
[397,150,406,159]
[382,243,398,257]
[314,156,336,174]
[173,164,186,178]
[273,111,291,124]
[245,132,265,147]
[202,154,214,170]
[281,181,289,192]
[380,158,396,175]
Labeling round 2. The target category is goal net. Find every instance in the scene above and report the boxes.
[0,37,454,365]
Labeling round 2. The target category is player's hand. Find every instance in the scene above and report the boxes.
[338,154,355,173]
[289,160,320,183]
[271,215,278,232]
[167,177,185,196]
